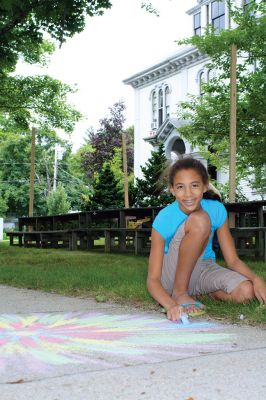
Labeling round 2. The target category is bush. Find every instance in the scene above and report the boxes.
[46,184,71,215]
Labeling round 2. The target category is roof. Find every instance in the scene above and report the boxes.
[144,118,187,144]
[123,46,208,89]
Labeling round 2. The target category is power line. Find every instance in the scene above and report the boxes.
[57,166,90,187]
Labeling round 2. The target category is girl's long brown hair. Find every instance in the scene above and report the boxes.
[168,158,221,201]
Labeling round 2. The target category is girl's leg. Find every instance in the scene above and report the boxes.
[209,280,255,303]
[171,210,211,308]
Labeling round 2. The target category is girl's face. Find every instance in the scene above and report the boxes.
[170,168,208,215]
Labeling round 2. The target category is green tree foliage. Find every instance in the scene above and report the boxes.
[0,127,93,216]
[46,184,71,215]
[67,144,93,183]
[133,143,173,207]
[0,0,115,133]
[57,147,93,212]
[0,191,8,217]
[88,163,123,210]
[0,129,66,216]
[0,75,81,132]
[177,1,266,196]
[0,0,112,73]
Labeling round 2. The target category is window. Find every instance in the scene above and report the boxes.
[208,146,217,181]
[158,89,163,127]
[207,69,214,82]
[206,4,210,25]
[165,86,170,118]
[211,1,225,32]
[194,12,201,36]
[172,139,186,156]
[199,71,205,96]
[243,0,255,14]
[151,91,157,129]
[150,85,171,130]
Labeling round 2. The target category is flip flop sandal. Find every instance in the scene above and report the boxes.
[180,301,206,317]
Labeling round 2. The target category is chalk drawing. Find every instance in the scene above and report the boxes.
[0,312,233,372]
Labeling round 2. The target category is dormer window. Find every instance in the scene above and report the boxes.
[194,12,201,36]
[211,1,225,32]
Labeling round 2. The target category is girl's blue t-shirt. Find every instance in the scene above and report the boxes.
[152,199,227,260]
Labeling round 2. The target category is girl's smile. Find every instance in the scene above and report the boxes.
[170,168,208,214]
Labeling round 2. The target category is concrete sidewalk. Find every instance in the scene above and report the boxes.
[0,285,265,400]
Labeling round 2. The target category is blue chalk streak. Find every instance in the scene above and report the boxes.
[180,313,190,325]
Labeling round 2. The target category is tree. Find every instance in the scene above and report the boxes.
[0,191,8,217]
[0,75,82,133]
[87,163,123,210]
[56,147,93,211]
[177,1,266,197]
[0,128,68,216]
[0,0,114,133]
[0,0,112,73]
[133,143,173,207]
[81,101,134,180]
[46,184,71,215]
[0,0,158,74]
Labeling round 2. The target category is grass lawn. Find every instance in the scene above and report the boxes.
[0,241,265,326]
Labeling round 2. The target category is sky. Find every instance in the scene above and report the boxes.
[17,0,196,151]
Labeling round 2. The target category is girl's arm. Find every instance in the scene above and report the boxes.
[217,220,266,303]
[147,228,182,320]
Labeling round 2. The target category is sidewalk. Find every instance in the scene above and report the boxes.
[0,285,265,400]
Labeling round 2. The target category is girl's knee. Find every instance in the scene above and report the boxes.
[186,210,211,237]
[231,281,255,303]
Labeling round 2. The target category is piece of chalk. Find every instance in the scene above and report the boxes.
[180,313,190,325]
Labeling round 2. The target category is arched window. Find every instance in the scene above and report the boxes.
[199,71,205,96]
[165,86,170,118]
[151,90,157,129]
[158,89,163,127]
[207,145,218,181]
[207,69,214,82]
[171,138,186,161]
[150,84,171,130]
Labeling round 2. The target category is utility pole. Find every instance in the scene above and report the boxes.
[122,132,129,208]
[29,127,36,217]
[53,146,64,191]
[229,43,237,227]
[229,43,237,203]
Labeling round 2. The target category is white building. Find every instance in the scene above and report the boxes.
[124,0,257,197]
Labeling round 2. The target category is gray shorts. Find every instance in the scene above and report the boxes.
[161,222,248,296]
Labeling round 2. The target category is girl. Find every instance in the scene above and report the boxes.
[147,158,266,321]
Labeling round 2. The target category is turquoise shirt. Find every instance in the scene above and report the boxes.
[152,199,227,260]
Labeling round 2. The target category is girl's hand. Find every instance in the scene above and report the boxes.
[166,304,183,321]
[253,276,266,304]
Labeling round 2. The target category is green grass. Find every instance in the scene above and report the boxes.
[0,241,265,325]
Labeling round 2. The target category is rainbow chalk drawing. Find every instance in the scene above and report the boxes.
[0,312,234,375]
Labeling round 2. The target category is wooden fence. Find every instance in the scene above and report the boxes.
[6,201,266,260]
